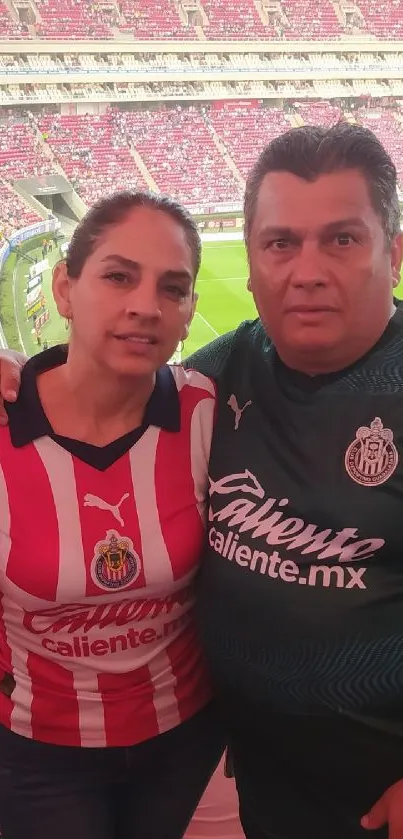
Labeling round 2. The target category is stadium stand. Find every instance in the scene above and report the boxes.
[117,106,242,206]
[2,97,403,240]
[0,181,41,239]
[355,0,403,39]
[0,1,28,38]
[38,111,148,205]
[358,106,403,189]
[0,0,403,40]
[1,0,403,240]
[34,0,116,39]
[0,116,54,179]
[201,0,271,40]
[117,0,195,40]
[281,0,343,38]
[2,51,402,75]
[293,100,342,127]
[208,101,294,180]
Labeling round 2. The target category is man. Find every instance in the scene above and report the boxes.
[1,123,403,838]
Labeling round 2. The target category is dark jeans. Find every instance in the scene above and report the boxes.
[0,703,225,839]
[231,715,395,839]
[238,784,388,839]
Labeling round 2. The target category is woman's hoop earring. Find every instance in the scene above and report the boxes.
[65,316,72,330]
[179,339,185,353]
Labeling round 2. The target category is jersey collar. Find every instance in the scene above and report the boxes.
[6,345,180,448]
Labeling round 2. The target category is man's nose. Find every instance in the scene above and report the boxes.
[291,243,328,288]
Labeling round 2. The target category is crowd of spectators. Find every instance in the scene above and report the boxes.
[114,106,242,206]
[0,180,42,240]
[38,111,147,204]
[1,0,403,41]
[356,0,403,39]
[1,99,403,239]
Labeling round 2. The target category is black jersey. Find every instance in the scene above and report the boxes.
[185,311,403,835]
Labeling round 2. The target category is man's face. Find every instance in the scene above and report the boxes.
[247,169,403,373]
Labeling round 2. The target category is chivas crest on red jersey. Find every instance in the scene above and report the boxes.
[345,417,398,487]
[91,530,140,590]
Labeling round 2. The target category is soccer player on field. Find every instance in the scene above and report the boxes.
[0,191,225,839]
[3,123,403,838]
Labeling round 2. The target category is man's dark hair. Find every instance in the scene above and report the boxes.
[66,190,201,279]
[244,121,401,246]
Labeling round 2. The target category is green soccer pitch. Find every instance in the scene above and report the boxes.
[11,237,403,358]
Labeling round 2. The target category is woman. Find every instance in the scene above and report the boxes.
[0,190,224,839]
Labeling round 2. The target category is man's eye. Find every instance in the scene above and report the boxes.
[104,272,130,284]
[164,285,187,298]
[334,233,355,247]
[267,239,291,251]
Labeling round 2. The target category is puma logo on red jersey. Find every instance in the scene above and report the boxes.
[83,493,130,526]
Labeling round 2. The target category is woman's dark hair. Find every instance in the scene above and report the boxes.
[244,121,401,247]
[66,190,202,279]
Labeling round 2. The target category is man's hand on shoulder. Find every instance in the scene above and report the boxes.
[362,779,403,838]
[0,350,27,425]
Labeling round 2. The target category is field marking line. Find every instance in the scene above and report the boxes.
[195,310,220,338]
[12,258,26,355]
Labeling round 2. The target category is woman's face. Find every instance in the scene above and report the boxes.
[53,206,196,378]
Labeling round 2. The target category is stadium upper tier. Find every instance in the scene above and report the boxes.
[1,50,403,76]
[1,100,403,242]
[1,0,403,41]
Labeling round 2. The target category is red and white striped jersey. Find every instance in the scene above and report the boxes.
[0,349,216,747]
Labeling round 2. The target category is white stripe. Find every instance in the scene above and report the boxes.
[190,397,215,522]
[148,650,180,733]
[74,671,107,748]
[0,461,11,573]
[33,439,87,601]
[33,439,102,744]
[195,311,220,338]
[170,365,216,398]
[129,429,174,590]
[129,429,179,730]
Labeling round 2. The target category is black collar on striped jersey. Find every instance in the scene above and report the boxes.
[5,344,181,448]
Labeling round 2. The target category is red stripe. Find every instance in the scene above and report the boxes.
[154,385,208,581]
[27,650,81,745]
[72,456,145,597]
[0,438,59,600]
[97,666,159,746]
